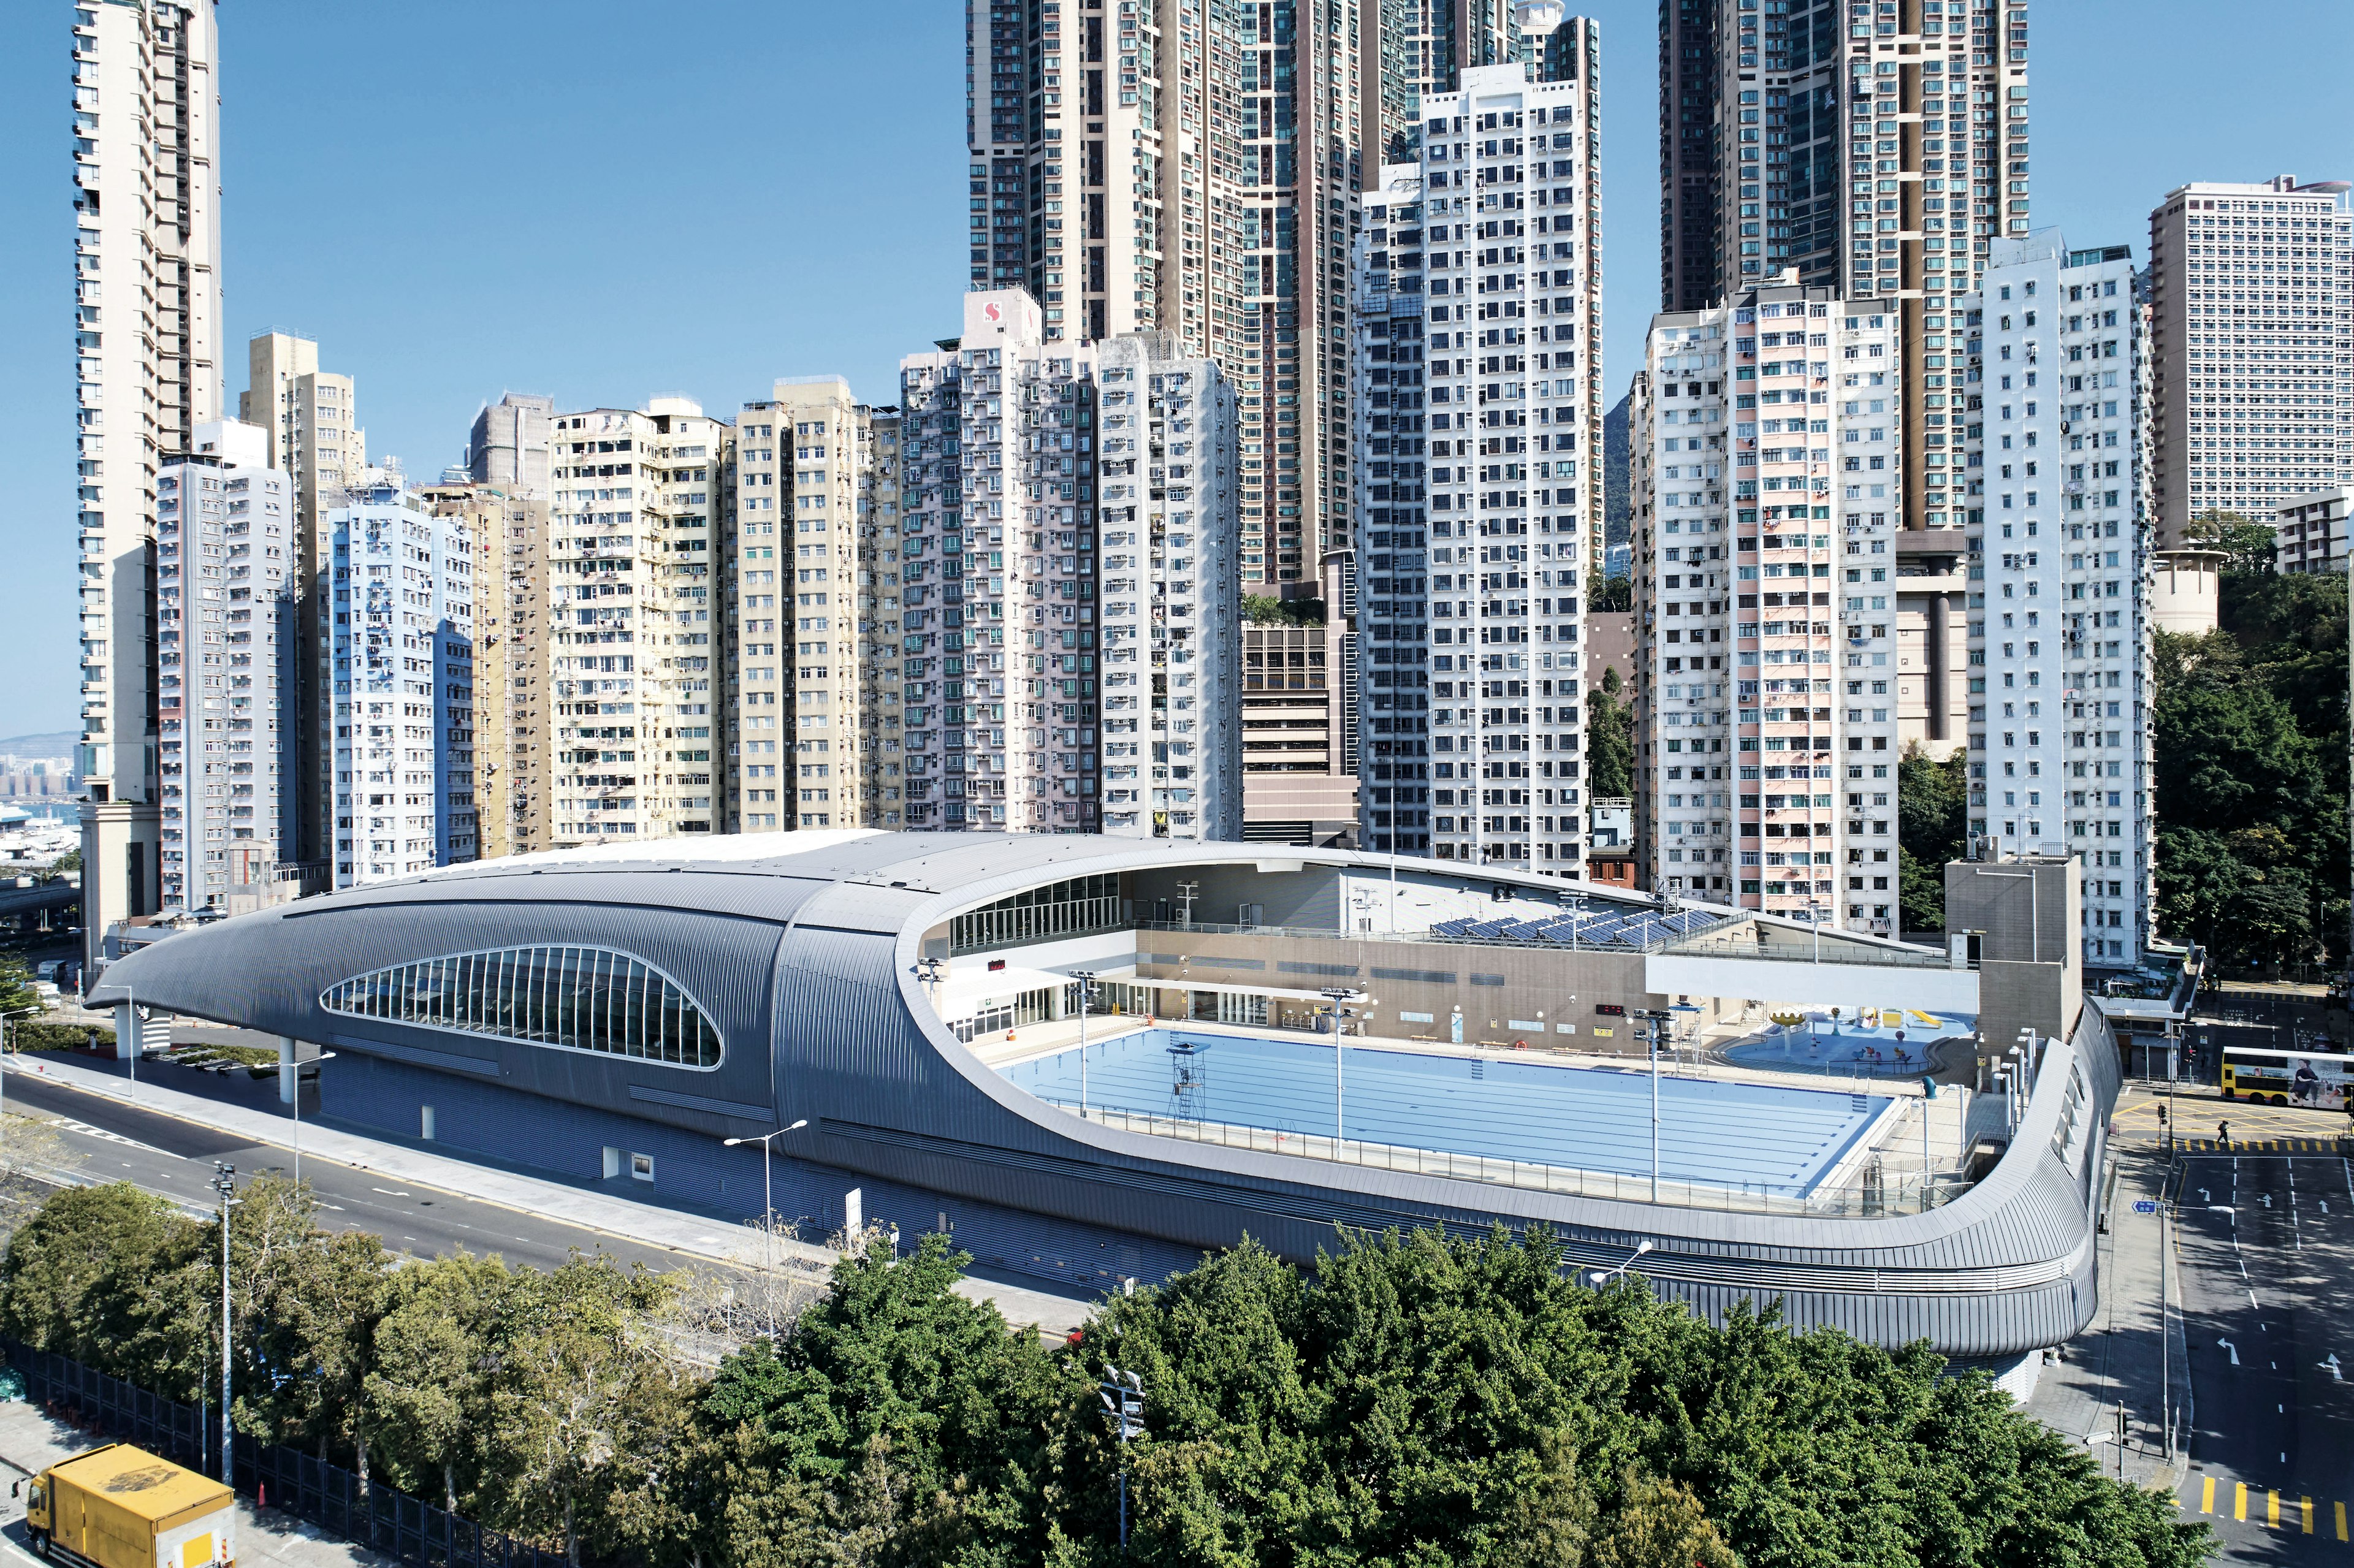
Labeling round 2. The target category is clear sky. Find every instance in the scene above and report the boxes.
[0,0,2345,738]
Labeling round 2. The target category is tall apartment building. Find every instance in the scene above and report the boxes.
[544,401,728,847]
[968,0,1382,590]
[1347,61,1602,873]
[1960,233,2154,965]
[727,381,902,834]
[426,481,549,860]
[156,421,297,912]
[2146,177,2353,544]
[1095,332,1244,838]
[1629,280,1902,928]
[239,331,365,875]
[899,291,1241,839]
[327,474,476,886]
[1659,0,2028,536]
[467,393,557,493]
[74,0,224,961]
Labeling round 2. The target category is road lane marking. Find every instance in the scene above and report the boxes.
[2220,1338,2240,1366]
[2201,1477,2215,1515]
[2302,1497,2314,1534]
[47,1116,177,1157]
[2236,1483,2247,1521]
[2335,1501,2347,1541]
[2269,1491,2280,1529]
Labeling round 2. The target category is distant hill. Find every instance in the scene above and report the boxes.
[1602,392,1631,554]
[0,733,77,761]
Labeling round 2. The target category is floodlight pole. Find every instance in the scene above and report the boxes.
[1073,970,1097,1119]
[1320,988,1360,1147]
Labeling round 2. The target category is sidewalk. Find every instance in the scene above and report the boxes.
[0,1401,386,1568]
[1,1052,1096,1337]
[2021,1143,2189,1490]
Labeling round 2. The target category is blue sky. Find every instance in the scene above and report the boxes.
[0,0,2345,738]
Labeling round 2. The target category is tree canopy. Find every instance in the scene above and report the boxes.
[2152,566,2347,970]
[0,1187,2212,1568]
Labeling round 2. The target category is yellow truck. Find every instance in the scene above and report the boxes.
[18,1444,234,1568]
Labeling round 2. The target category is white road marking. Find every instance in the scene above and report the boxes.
[371,1188,411,1197]
[2325,1354,2343,1382]
[2222,1339,2241,1366]
[48,1116,175,1157]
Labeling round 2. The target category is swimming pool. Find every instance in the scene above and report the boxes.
[996,1029,1892,1195]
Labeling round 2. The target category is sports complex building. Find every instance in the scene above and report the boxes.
[96,833,2117,1370]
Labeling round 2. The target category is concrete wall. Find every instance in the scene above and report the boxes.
[1130,925,1674,1048]
[1946,857,2081,1052]
[1644,952,1978,1016]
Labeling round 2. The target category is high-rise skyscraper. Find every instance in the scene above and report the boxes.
[1659,0,2028,537]
[725,380,902,834]
[427,480,550,861]
[327,473,477,886]
[75,0,224,961]
[467,393,557,493]
[2146,177,2353,544]
[1629,278,1902,927]
[1961,232,2154,964]
[239,331,366,878]
[966,0,1366,590]
[156,421,298,913]
[544,400,729,848]
[899,291,1241,838]
[1348,58,1602,874]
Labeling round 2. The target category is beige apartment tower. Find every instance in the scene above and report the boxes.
[727,380,905,833]
[74,0,224,961]
[427,481,551,861]
[544,401,728,848]
[240,331,365,873]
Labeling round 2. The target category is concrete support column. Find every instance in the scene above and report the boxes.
[1927,592,1952,743]
[280,1035,297,1105]
[115,1002,136,1062]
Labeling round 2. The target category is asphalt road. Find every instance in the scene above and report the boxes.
[2176,1149,2354,1562]
[1,1069,696,1274]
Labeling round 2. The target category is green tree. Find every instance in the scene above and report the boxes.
[0,955,39,1017]
[364,1251,516,1510]
[2182,509,2280,574]
[1591,575,1633,612]
[0,1183,190,1371]
[1591,1469,1736,1568]
[1896,745,1967,933]
[1586,667,1634,800]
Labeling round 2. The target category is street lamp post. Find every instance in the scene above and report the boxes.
[1588,1239,1654,1287]
[210,1163,237,1484]
[723,1119,813,1249]
[290,1051,335,1186]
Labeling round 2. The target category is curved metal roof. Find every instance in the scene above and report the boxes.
[94,832,2116,1355]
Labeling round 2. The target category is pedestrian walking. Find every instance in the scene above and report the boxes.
[2218,1119,2231,1147]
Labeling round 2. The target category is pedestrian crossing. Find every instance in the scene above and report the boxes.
[2177,1137,2349,1154]
[2185,1476,2353,1539]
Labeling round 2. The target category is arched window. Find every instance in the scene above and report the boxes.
[320,946,723,1068]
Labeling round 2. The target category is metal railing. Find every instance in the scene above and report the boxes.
[1133,916,1721,957]
[3,1339,568,1568]
[1658,927,1958,970]
[1043,1097,1972,1217]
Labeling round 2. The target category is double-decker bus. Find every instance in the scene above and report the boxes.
[2221,1045,2354,1108]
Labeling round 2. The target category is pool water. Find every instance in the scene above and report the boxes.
[996,1028,1891,1195]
